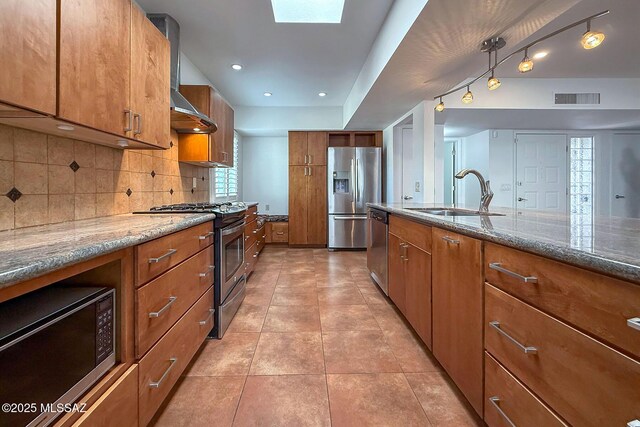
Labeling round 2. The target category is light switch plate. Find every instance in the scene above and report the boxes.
[265,204,270,211]
[192,177,197,188]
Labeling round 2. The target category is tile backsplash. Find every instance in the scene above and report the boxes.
[0,124,210,231]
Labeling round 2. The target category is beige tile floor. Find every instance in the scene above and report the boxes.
[152,247,482,427]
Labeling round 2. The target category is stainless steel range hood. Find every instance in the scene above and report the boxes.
[148,14,217,134]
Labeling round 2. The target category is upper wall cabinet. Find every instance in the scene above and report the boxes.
[130,5,171,148]
[59,0,132,137]
[59,1,170,148]
[178,85,235,167]
[0,0,57,115]
[289,132,327,166]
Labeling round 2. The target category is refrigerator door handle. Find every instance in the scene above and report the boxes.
[355,158,360,202]
[350,158,356,203]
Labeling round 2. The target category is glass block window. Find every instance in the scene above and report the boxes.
[569,136,594,250]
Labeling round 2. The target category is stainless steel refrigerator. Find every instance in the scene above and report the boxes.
[327,147,382,249]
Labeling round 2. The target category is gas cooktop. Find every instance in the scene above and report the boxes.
[136,202,247,215]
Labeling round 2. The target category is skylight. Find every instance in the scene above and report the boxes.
[271,0,345,23]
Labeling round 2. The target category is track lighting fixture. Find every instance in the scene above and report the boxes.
[461,86,473,104]
[518,48,534,73]
[581,20,605,49]
[431,10,608,108]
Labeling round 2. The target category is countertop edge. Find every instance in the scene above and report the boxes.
[369,204,640,284]
[0,214,216,289]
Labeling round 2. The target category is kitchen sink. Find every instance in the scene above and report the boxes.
[405,207,505,217]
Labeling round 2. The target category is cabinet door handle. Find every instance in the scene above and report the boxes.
[148,296,177,318]
[245,235,250,241]
[198,308,215,326]
[627,318,640,331]
[489,262,538,283]
[399,243,409,261]
[133,113,142,135]
[198,231,214,240]
[308,166,312,176]
[148,248,177,263]
[199,265,215,278]
[489,321,537,354]
[149,357,177,388]
[441,236,460,245]
[304,154,309,164]
[124,109,133,132]
[615,194,626,199]
[308,154,313,164]
[488,397,516,427]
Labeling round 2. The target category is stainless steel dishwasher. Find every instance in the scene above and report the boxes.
[367,208,388,295]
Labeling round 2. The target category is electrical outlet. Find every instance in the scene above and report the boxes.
[415,181,420,192]
[192,177,197,188]
[265,204,270,211]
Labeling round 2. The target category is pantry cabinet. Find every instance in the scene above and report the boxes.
[178,85,235,167]
[432,227,483,416]
[289,131,327,166]
[289,164,327,246]
[0,0,57,115]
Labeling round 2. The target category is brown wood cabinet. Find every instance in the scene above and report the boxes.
[432,227,483,416]
[59,0,132,136]
[130,5,171,148]
[388,219,432,348]
[0,0,57,115]
[289,131,327,165]
[288,164,327,246]
[266,222,289,243]
[178,85,235,167]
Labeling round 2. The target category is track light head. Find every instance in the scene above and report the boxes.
[487,71,501,91]
[581,21,605,49]
[435,97,445,112]
[518,49,534,73]
[461,87,473,104]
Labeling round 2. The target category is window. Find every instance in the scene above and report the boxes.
[569,136,594,249]
[213,133,239,201]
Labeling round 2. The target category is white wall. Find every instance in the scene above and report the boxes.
[489,130,516,208]
[235,107,343,137]
[457,130,490,208]
[241,137,289,214]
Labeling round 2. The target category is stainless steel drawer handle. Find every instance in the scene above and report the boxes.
[148,296,177,318]
[252,230,257,234]
[627,318,640,332]
[199,265,214,278]
[488,397,516,427]
[441,236,460,244]
[199,308,215,326]
[149,357,177,388]
[489,263,538,283]
[253,253,258,258]
[276,232,285,235]
[148,249,177,263]
[489,321,537,354]
[198,231,214,240]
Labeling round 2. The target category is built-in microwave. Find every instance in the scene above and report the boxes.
[0,286,116,427]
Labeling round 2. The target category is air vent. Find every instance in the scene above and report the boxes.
[554,93,601,105]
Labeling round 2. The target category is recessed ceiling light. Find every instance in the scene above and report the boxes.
[264,92,272,97]
[318,92,327,97]
[56,124,75,131]
[231,64,243,71]
[271,0,345,23]
[533,51,548,59]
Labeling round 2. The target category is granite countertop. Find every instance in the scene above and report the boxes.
[0,213,216,289]
[369,202,640,284]
[245,202,259,208]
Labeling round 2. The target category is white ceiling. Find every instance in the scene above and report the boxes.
[136,0,394,107]
[344,0,640,129]
[438,109,640,138]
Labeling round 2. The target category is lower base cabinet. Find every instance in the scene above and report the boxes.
[72,365,139,427]
[138,287,214,426]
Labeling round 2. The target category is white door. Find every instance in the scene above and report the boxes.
[611,133,640,218]
[515,133,567,212]
[401,127,421,202]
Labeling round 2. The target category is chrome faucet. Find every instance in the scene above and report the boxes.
[455,169,494,213]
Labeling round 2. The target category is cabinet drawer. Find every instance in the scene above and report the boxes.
[485,243,640,357]
[138,287,213,426]
[72,365,138,427]
[244,241,258,276]
[270,222,289,243]
[244,220,257,249]
[485,284,640,427]
[389,215,431,253]
[136,246,214,357]
[484,353,566,427]
[136,222,213,286]
[245,205,258,221]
